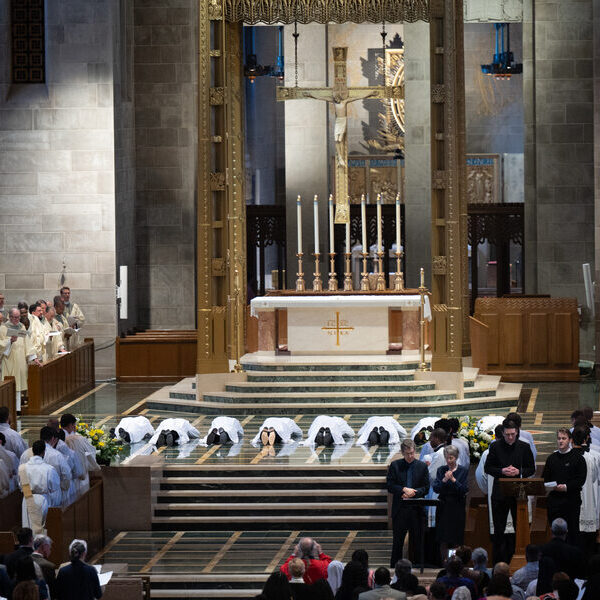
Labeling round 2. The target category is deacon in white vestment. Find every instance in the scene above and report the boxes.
[148,418,200,446]
[356,416,407,445]
[0,309,31,411]
[0,412,27,457]
[115,416,155,444]
[251,417,303,446]
[199,417,244,445]
[300,416,354,446]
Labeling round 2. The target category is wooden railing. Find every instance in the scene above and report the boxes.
[47,477,104,566]
[469,316,489,375]
[0,376,16,424]
[25,339,95,415]
[116,330,197,381]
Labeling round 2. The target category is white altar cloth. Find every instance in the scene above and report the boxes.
[250,294,431,318]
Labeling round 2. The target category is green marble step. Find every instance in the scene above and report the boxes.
[241,361,428,372]
[202,390,458,404]
[464,388,496,398]
[224,380,437,394]
[246,370,417,382]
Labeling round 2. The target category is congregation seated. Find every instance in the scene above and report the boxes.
[281,537,332,584]
[55,539,102,600]
[286,558,334,599]
[391,559,426,596]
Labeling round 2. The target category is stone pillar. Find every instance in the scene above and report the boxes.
[283,24,329,286]
[404,21,431,289]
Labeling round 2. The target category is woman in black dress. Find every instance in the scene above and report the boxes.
[432,444,469,558]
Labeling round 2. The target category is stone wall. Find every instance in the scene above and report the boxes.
[0,0,118,379]
[524,0,595,358]
[132,0,197,329]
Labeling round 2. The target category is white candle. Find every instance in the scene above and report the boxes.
[313,195,319,253]
[345,222,350,254]
[376,194,382,253]
[420,267,425,287]
[328,194,334,254]
[361,194,367,251]
[395,192,401,251]
[297,195,302,254]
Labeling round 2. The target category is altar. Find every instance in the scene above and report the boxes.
[250,292,431,355]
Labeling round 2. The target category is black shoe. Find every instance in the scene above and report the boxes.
[314,427,325,446]
[165,431,175,447]
[118,428,131,443]
[206,428,219,445]
[109,428,116,439]
[323,427,333,447]
[379,427,390,446]
[142,432,152,441]
[367,427,380,446]
[218,428,230,445]
[171,430,180,444]
[156,432,167,447]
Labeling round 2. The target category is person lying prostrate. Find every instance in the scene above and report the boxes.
[200,417,244,445]
[356,416,407,446]
[301,416,354,447]
[251,417,303,446]
[148,418,200,447]
[114,416,155,444]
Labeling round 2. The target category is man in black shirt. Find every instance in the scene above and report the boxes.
[542,427,587,545]
[387,438,430,567]
[484,418,535,564]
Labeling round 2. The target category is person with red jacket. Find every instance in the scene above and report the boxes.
[280,537,333,584]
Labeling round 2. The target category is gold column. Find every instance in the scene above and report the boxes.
[428,0,469,371]
[197,1,246,374]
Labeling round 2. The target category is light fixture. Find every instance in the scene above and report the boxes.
[481,23,522,79]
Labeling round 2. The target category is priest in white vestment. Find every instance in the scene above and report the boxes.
[60,414,100,496]
[148,418,200,446]
[199,417,244,445]
[44,306,66,360]
[251,417,303,446]
[0,408,27,457]
[61,286,86,326]
[300,416,354,446]
[114,416,155,444]
[27,303,46,362]
[356,416,407,446]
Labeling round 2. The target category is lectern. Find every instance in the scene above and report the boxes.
[499,477,545,572]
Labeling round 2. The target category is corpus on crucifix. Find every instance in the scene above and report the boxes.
[277,46,403,224]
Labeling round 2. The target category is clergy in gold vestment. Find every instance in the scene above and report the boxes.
[0,309,33,412]
[27,303,46,362]
[43,306,65,360]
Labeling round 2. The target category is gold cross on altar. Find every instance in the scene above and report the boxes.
[277,47,403,222]
[321,311,354,346]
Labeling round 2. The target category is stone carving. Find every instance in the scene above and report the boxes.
[210,87,224,105]
[466,155,499,204]
[432,256,447,274]
[208,0,223,20]
[210,172,225,191]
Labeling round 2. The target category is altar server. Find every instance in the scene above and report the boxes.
[200,417,244,445]
[0,406,27,457]
[251,417,303,446]
[356,416,407,446]
[149,418,200,447]
[0,308,31,412]
[60,414,100,496]
[301,416,354,447]
[114,415,155,444]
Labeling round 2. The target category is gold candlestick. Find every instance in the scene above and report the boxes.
[360,252,370,291]
[393,251,404,291]
[343,252,353,291]
[418,267,429,371]
[313,253,323,291]
[376,251,386,291]
[295,252,306,292]
[327,253,338,291]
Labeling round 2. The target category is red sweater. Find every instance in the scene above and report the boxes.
[280,553,333,584]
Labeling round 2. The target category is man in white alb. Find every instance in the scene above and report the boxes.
[0,308,31,412]
[148,418,200,447]
[114,415,155,444]
[0,406,27,457]
[251,417,303,446]
[301,416,354,447]
[356,416,407,446]
[60,414,100,496]
[200,417,244,445]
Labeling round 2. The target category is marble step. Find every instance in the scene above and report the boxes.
[154,501,387,512]
[150,591,259,599]
[159,476,385,490]
[223,380,437,393]
[157,488,386,499]
[241,361,427,372]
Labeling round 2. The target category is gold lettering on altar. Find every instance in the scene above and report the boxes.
[321,311,354,346]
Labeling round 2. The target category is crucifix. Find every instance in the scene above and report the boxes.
[277,46,403,223]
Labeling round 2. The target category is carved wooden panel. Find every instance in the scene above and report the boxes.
[466,155,500,204]
[479,313,499,365]
[502,313,522,365]
[529,313,548,365]
[553,313,573,365]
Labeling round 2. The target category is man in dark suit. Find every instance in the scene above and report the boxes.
[32,534,57,598]
[387,438,430,568]
[4,527,34,579]
[539,518,587,580]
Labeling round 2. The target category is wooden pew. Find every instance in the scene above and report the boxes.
[0,489,23,531]
[25,339,95,415]
[47,477,104,566]
[0,376,16,424]
[474,297,579,381]
[116,331,197,382]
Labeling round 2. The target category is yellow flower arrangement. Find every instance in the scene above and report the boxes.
[75,416,125,465]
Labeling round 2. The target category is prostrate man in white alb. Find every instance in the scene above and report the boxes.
[19,440,60,528]
[200,417,244,445]
[148,418,201,447]
[356,416,407,446]
[301,415,354,447]
[114,415,155,444]
[60,414,99,496]
[0,406,27,457]
[251,417,303,446]
[0,308,31,413]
